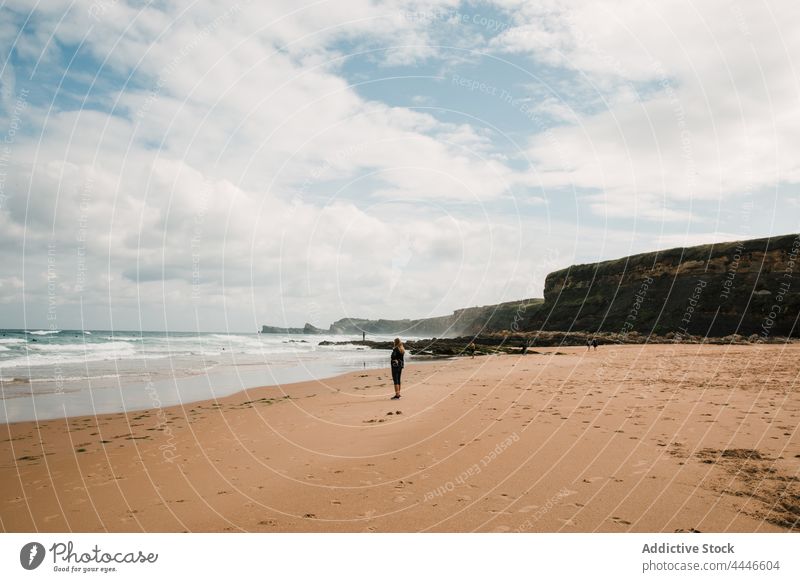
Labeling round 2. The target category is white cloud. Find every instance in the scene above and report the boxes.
[3,0,798,330]
[0,0,553,329]
[489,0,800,219]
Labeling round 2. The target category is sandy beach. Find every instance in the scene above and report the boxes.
[1,344,798,533]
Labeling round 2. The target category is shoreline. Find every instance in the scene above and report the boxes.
[2,344,798,532]
[0,354,440,427]
[5,333,795,424]
[0,348,395,425]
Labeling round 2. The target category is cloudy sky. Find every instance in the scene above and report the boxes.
[1,0,799,331]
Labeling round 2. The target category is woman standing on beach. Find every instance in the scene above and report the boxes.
[390,338,405,400]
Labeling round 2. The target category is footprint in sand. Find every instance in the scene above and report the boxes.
[612,516,632,526]
[517,505,539,513]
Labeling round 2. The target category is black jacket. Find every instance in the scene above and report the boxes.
[391,347,405,368]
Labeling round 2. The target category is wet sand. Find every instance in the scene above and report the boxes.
[1,344,798,532]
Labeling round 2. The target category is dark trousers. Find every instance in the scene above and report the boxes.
[391,365,403,384]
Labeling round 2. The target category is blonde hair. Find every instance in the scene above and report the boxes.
[394,338,405,354]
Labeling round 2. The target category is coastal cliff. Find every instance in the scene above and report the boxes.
[529,234,800,337]
[263,234,799,339]
[262,298,544,337]
[260,323,325,334]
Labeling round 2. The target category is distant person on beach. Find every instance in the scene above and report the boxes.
[592,338,598,350]
[468,342,476,358]
[390,338,405,400]
[586,339,591,351]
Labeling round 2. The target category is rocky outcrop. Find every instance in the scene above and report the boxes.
[327,316,454,336]
[527,233,800,338]
[260,323,324,334]
[318,329,773,357]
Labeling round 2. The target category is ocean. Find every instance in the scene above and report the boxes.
[0,329,397,424]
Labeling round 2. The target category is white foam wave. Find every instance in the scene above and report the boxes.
[28,341,135,353]
[0,349,167,370]
[209,333,263,344]
[28,330,61,335]
[0,338,27,344]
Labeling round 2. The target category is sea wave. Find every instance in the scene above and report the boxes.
[0,338,27,344]
[209,333,265,345]
[28,330,61,335]
[0,350,167,370]
[27,341,136,353]
[210,333,244,341]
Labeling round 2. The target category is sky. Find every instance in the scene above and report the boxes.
[1,0,799,332]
